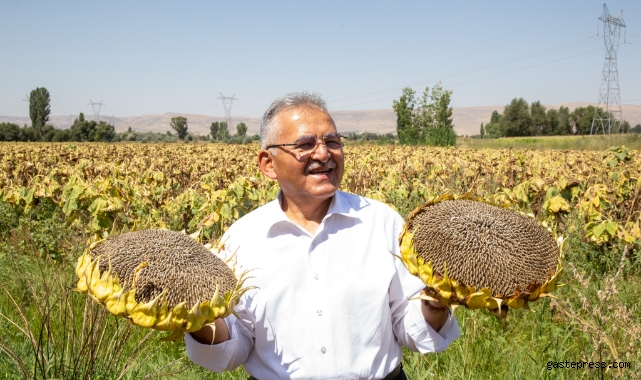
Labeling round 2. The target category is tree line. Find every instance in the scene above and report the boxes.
[171,116,257,144]
[392,82,457,146]
[0,87,258,144]
[479,98,638,138]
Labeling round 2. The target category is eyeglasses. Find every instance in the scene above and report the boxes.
[266,133,344,158]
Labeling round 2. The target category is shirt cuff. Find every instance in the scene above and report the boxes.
[405,299,461,353]
[184,318,239,372]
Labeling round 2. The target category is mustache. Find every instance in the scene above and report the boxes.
[305,158,337,174]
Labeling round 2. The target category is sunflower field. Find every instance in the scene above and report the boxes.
[1,141,640,379]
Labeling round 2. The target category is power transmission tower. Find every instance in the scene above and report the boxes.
[88,100,106,122]
[217,93,237,130]
[591,4,626,135]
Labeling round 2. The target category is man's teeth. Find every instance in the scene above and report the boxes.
[311,168,331,174]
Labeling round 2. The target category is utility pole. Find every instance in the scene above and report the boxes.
[591,4,626,135]
[88,100,106,122]
[217,93,238,131]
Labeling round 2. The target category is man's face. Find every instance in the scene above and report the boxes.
[269,106,344,203]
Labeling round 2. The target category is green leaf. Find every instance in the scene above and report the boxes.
[91,215,111,232]
[232,182,244,198]
[593,223,606,239]
[220,203,232,219]
[62,186,84,215]
[88,197,107,215]
[605,220,618,236]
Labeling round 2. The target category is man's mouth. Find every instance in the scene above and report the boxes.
[309,168,332,175]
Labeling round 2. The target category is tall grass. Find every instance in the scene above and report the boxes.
[0,202,248,379]
[458,134,641,151]
[403,249,641,379]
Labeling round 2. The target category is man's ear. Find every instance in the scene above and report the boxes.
[258,149,278,180]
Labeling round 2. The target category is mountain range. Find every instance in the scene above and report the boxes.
[2,103,639,137]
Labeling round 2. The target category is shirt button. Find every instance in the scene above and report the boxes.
[321,347,327,354]
[314,274,319,280]
[317,309,322,316]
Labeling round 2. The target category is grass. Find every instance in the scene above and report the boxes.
[458,134,641,151]
[1,196,640,379]
[0,201,248,379]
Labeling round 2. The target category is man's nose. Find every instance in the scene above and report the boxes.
[310,140,331,162]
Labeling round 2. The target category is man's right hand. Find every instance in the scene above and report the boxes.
[190,318,230,345]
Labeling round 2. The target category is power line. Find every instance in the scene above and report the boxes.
[217,93,238,129]
[319,6,600,93]
[331,48,601,110]
[591,4,626,134]
[328,37,598,105]
[88,100,106,122]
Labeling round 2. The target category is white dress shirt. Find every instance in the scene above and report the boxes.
[185,191,460,379]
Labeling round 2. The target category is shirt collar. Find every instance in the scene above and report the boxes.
[265,190,370,236]
[325,190,370,219]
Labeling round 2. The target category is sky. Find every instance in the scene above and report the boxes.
[1,0,640,119]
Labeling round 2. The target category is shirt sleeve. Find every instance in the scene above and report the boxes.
[184,231,256,372]
[184,296,256,372]
[388,211,461,353]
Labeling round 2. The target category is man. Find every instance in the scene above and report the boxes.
[185,92,460,379]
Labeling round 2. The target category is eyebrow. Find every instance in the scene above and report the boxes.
[294,132,341,143]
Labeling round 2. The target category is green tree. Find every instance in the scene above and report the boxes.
[480,123,485,139]
[570,106,600,134]
[530,101,547,135]
[29,87,51,141]
[68,113,115,142]
[484,110,502,138]
[94,121,116,142]
[236,122,248,138]
[393,87,417,144]
[210,122,220,140]
[424,85,456,146]
[393,83,455,146]
[500,98,531,137]
[170,116,188,141]
[555,106,571,135]
[69,113,92,141]
[0,122,21,141]
[545,109,559,136]
[219,121,230,139]
[490,110,501,124]
[632,124,641,133]
[20,126,38,142]
[51,129,70,142]
[621,120,630,133]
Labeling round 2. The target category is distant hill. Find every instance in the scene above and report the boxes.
[2,103,639,137]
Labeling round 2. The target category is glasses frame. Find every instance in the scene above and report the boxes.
[266,133,345,156]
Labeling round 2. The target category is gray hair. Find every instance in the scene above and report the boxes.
[260,92,328,149]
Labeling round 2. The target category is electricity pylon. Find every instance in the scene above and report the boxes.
[217,93,237,130]
[591,4,626,134]
[88,100,106,122]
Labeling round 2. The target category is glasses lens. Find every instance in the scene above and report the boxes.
[293,137,318,155]
[292,134,343,157]
[323,135,343,150]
